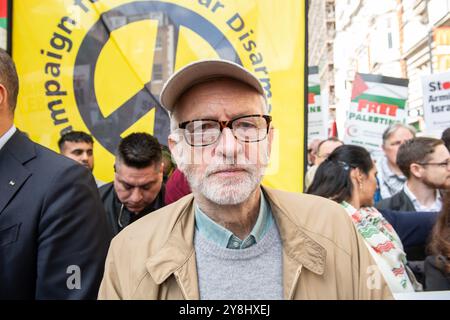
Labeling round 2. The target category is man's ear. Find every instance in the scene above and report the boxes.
[267,126,274,158]
[0,84,6,109]
[168,133,182,166]
[168,134,177,153]
[410,163,423,179]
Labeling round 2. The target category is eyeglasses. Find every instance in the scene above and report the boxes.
[417,159,450,169]
[178,114,272,147]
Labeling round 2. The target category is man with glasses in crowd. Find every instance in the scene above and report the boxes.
[305,137,343,190]
[376,137,450,213]
[376,137,450,284]
[98,59,391,299]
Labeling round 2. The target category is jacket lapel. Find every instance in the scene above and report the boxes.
[0,131,34,215]
[262,187,327,299]
[400,190,415,211]
[145,196,200,299]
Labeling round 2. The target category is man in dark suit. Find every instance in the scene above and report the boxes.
[0,48,110,299]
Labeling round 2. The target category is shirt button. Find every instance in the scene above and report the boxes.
[233,241,239,248]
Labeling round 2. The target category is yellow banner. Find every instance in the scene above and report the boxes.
[12,0,305,192]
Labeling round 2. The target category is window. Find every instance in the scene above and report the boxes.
[386,18,393,49]
[153,64,163,81]
[388,32,393,49]
[155,35,162,50]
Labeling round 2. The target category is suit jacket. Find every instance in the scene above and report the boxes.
[0,131,110,299]
[375,189,415,212]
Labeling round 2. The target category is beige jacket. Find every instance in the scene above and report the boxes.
[98,187,393,299]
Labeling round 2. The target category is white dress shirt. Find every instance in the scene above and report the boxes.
[403,183,442,212]
[0,125,16,151]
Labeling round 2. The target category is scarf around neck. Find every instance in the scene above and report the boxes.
[341,202,413,292]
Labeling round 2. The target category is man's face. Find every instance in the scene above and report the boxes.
[61,141,94,171]
[383,128,414,166]
[416,144,450,189]
[169,79,272,206]
[114,162,163,213]
[307,139,320,165]
[315,140,343,166]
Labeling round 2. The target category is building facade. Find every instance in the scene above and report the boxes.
[332,0,449,136]
[308,0,336,136]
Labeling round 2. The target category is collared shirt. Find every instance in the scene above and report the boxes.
[0,125,16,151]
[403,183,442,212]
[194,190,273,249]
[377,156,406,199]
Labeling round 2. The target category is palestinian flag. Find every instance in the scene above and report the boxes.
[344,73,409,157]
[0,0,6,30]
[307,66,327,143]
[351,73,408,110]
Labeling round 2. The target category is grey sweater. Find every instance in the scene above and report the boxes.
[194,221,283,300]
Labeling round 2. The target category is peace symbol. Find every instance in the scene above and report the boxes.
[74,1,241,153]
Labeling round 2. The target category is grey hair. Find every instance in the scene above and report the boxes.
[382,122,416,145]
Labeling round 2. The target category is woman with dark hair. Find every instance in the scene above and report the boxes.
[425,192,450,290]
[307,144,419,293]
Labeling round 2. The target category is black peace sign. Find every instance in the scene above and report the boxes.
[74,1,241,153]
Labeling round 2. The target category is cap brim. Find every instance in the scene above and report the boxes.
[160,59,265,113]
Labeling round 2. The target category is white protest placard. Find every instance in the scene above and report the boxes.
[422,72,450,135]
[307,66,328,144]
[344,73,409,158]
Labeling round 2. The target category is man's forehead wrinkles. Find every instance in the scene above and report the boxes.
[178,100,263,123]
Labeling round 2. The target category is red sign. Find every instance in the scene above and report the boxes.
[0,0,7,18]
[357,99,398,116]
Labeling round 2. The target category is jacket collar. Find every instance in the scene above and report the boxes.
[145,186,326,293]
[0,130,35,214]
[145,195,197,281]
[262,187,326,275]
[2,130,36,164]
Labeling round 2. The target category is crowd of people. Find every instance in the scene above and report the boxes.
[306,128,450,292]
[1,47,449,300]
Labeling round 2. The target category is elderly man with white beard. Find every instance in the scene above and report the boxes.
[98,59,392,300]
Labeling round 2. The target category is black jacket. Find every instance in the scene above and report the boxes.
[376,189,415,212]
[0,131,110,299]
[424,255,450,291]
[99,182,165,239]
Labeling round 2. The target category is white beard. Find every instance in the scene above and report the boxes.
[184,164,264,205]
[177,150,269,205]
